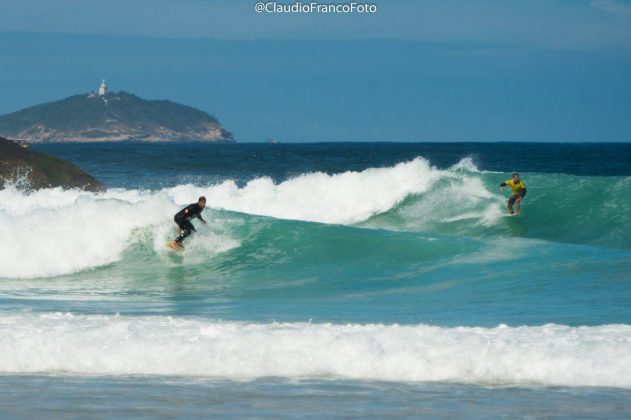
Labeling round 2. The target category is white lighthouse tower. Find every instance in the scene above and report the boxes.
[98,79,108,96]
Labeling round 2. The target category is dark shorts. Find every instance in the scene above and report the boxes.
[508,191,526,205]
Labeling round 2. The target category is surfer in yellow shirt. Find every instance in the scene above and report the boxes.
[500,173,527,215]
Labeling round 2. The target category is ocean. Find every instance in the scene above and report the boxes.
[1,142,630,417]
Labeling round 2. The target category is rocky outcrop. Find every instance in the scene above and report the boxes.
[0,137,105,191]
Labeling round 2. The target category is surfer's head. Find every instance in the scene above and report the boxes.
[198,196,206,208]
[512,173,520,181]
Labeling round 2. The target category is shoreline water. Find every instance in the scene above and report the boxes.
[2,142,630,416]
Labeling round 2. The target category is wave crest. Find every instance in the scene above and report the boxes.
[1,312,630,387]
[1,158,629,278]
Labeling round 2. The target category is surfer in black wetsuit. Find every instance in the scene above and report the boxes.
[170,196,207,249]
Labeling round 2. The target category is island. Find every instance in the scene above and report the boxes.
[0,81,234,143]
[0,136,105,191]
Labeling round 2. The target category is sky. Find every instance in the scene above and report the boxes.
[0,0,630,141]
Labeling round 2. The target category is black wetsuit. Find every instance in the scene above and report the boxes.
[174,203,205,244]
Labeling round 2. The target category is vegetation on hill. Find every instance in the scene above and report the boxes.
[0,91,233,142]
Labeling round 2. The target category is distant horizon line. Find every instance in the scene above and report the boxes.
[28,140,631,144]
[0,30,581,52]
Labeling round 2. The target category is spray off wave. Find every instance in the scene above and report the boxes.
[0,158,462,278]
[0,187,239,278]
[202,158,443,224]
[1,312,630,387]
[1,157,629,278]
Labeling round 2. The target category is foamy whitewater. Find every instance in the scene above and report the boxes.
[1,143,630,416]
[2,312,630,387]
[0,158,497,278]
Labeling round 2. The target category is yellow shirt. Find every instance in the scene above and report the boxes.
[505,179,526,196]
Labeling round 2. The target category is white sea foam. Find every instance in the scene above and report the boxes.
[363,172,504,231]
[0,158,500,278]
[0,187,236,278]
[202,157,443,224]
[186,157,500,231]
[1,312,630,387]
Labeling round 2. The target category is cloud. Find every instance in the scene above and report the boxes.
[591,0,631,15]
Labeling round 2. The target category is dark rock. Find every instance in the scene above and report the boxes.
[0,137,105,191]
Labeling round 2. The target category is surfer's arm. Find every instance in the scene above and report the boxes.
[196,213,207,224]
[500,182,507,190]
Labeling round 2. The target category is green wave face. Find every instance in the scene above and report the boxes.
[2,208,629,326]
[364,172,631,249]
[1,158,629,327]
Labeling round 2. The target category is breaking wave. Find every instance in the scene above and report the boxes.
[1,157,629,278]
[1,312,630,387]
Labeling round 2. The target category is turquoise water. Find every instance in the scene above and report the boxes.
[3,376,631,418]
[1,143,630,416]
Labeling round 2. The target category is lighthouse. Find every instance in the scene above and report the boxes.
[98,79,108,96]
